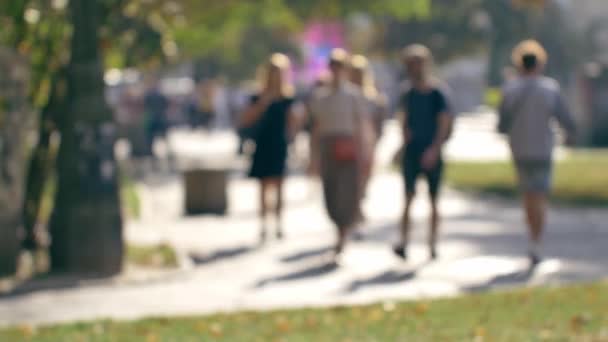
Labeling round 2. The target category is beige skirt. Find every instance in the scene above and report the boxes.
[320,136,361,229]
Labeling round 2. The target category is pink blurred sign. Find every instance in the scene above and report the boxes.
[297,21,345,84]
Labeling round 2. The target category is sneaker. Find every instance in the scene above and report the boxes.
[276,229,284,240]
[430,247,438,260]
[529,252,542,267]
[392,245,408,260]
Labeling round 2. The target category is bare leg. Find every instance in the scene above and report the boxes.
[429,196,440,259]
[401,194,415,246]
[523,192,547,264]
[259,180,270,243]
[335,225,352,260]
[274,177,285,239]
[394,193,415,259]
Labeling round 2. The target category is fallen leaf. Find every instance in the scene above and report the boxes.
[383,301,396,312]
[210,323,224,337]
[304,316,316,328]
[369,308,384,322]
[570,314,592,333]
[17,324,36,338]
[414,303,429,316]
[474,326,486,338]
[538,329,554,340]
[195,322,206,333]
[275,316,291,333]
[146,333,159,342]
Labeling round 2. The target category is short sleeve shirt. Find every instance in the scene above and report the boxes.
[400,82,451,147]
[499,76,574,161]
[310,82,367,136]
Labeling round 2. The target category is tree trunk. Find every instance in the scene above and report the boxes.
[49,0,123,275]
[0,48,33,276]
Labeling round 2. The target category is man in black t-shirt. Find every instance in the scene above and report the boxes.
[394,44,454,261]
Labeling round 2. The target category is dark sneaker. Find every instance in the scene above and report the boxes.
[430,248,438,260]
[392,245,408,260]
[529,252,542,267]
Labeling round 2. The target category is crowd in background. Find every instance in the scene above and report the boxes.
[237,40,575,268]
[108,39,575,268]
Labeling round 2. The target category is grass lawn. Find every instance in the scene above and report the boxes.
[127,244,179,269]
[1,282,607,341]
[119,171,141,220]
[447,150,608,206]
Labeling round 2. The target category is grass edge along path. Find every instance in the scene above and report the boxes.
[446,151,608,207]
[1,281,607,341]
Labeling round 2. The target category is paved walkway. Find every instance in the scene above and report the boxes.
[0,114,605,327]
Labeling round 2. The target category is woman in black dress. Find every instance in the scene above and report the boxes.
[240,53,302,243]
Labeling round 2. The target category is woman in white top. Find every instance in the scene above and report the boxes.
[310,49,368,260]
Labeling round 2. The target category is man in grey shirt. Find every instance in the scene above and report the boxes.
[498,40,576,266]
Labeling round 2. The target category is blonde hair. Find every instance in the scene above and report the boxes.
[402,44,433,64]
[350,54,378,99]
[257,53,294,97]
[329,48,349,65]
[511,39,548,68]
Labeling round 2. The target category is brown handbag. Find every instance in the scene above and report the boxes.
[333,136,357,161]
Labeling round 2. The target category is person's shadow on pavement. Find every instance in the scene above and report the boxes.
[344,270,418,293]
[189,246,254,266]
[279,246,335,263]
[342,261,432,294]
[463,264,537,292]
[253,262,339,289]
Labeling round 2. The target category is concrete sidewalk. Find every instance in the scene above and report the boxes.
[0,170,606,327]
[0,114,604,327]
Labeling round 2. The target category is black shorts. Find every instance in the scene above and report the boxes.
[402,144,444,198]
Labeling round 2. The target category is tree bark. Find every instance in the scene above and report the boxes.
[0,48,32,276]
[49,0,123,275]
[22,71,66,249]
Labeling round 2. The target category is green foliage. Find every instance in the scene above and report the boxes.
[119,170,141,219]
[0,282,607,340]
[172,0,431,79]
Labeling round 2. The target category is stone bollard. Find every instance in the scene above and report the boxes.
[0,48,34,276]
[183,163,229,216]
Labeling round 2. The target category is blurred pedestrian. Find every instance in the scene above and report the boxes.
[187,79,215,130]
[498,40,576,266]
[240,53,304,243]
[349,54,388,201]
[310,49,368,260]
[394,44,454,261]
[143,77,169,154]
